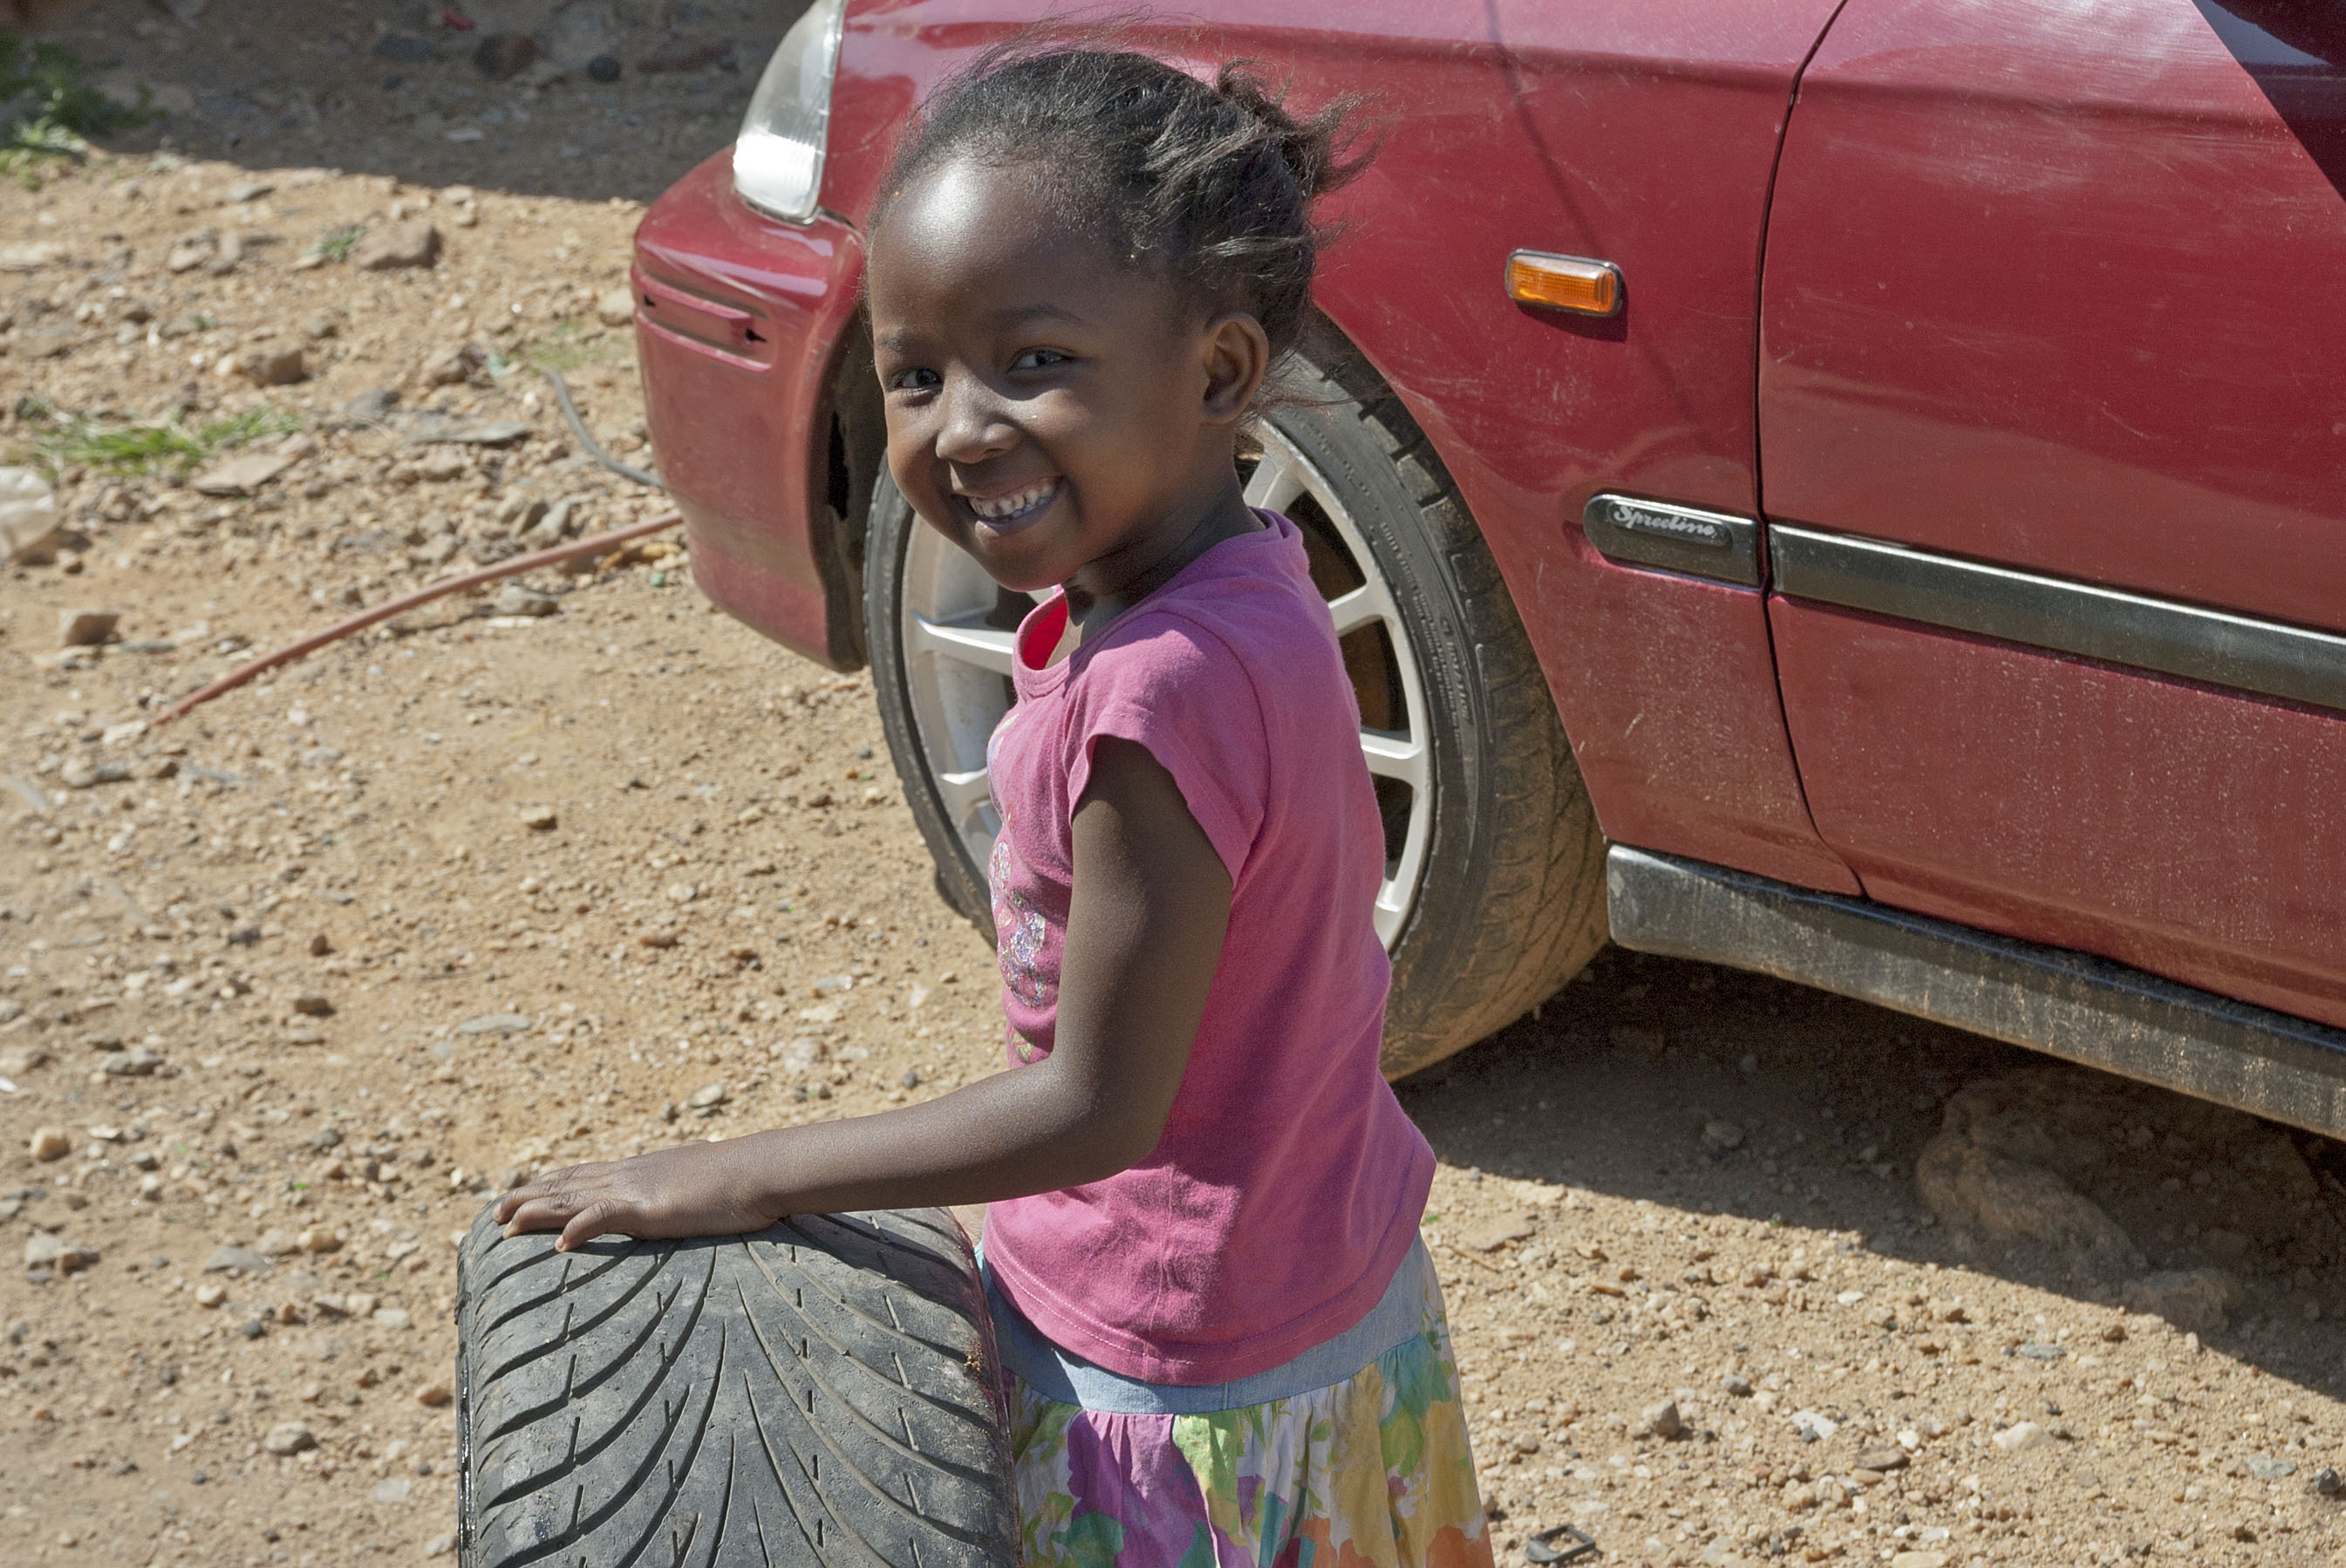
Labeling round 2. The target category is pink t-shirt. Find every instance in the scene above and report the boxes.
[979,510,1436,1386]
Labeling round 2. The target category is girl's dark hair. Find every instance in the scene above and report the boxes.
[873,44,1369,366]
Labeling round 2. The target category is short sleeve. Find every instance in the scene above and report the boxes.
[1062,614,1269,886]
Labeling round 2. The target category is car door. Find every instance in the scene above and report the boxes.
[1757,0,2346,1026]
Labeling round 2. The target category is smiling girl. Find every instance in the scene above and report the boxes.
[496,44,1491,1567]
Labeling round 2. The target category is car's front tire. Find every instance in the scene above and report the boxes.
[865,326,1606,1076]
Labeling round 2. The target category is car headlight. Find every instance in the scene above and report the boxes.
[732,0,848,223]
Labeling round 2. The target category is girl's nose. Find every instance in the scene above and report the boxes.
[935,375,1015,464]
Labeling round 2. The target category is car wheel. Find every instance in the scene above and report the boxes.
[864,326,1606,1076]
[454,1205,1017,1568]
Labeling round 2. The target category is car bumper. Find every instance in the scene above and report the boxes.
[632,151,869,667]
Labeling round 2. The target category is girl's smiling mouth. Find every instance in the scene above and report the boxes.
[960,478,1060,535]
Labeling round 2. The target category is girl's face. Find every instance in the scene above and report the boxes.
[866,156,1265,597]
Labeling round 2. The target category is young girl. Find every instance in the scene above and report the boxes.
[496,45,1491,1568]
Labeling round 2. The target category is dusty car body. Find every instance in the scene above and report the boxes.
[631,0,2346,1133]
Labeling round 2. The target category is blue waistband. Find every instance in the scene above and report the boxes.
[979,1236,1436,1415]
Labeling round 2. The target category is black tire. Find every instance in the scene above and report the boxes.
[454,1205,1017,1568]
[865,324,1606,1078]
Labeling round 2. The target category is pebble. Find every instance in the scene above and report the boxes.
[58,607,119,647]
[597,286,636,326]
[1636,1398,1684,1441]
[517,803,559,830]
[239,346,307,386]
[1854,1445,1909,1471]
[1889,1553,1949,1568]
[29,1125,71,1162]
[1701,1118,1745,1151]
[24,1231,96,1273]
[262,1421,317,1456]
[1790,1409,1838,1442]
[373,1307,413,1329]
[1991,1420,2050,1454]
[297,1227,344,1254]
[494,583,560,617]
[99,1046,164,1076]
[291,992,334,1017]
[189,451,295,497]
[415,1382,453,1408]
[194,1283,227,1308]
[255,1228,302,1258]
[687,1082,727,1109]
[457,1012,535,1037]
[1722,1373,1753,1397]
[372,1476,413,1503]
[351,220,441,271]
[1464,1212,1537,1252]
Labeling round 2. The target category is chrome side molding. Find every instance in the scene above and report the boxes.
[1581,494,1760,587]
[1770,523,2346,714]
[1606,844,2346,1139]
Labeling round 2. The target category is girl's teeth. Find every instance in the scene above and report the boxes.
[971,482,1053,521]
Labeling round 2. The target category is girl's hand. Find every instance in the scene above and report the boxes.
[493,1137,783,1251]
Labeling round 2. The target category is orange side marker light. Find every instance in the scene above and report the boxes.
[1506,251,1623,317]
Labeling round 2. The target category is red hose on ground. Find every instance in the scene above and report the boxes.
[153,512,684,726]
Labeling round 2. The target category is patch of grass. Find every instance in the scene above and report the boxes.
[0,33,151,179]
[309,223,366,262]
[11,402,302,479]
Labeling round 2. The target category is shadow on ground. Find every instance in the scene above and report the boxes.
[1400,948,2346,1407]
[29,0,810,203]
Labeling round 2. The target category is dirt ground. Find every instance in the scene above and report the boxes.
[10,5,2346,1565]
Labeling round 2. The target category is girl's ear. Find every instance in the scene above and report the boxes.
[1198,313,1272,426]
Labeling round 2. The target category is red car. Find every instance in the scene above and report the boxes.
[628,0,2346,1130]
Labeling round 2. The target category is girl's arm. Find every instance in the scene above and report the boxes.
[494,737,1231,1251]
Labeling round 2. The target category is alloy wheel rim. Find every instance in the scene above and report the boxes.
[895,422,1435,947]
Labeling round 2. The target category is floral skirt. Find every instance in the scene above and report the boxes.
[1003,1288,1492,1568]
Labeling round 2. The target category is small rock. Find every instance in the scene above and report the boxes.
[415,1382,452,1408]
[194,1283,227,1308]
[2,467,64,563]
[1465,1212,1537,1252]
[687,1082,728,1109]
[426,1531,458,1558]
[59,608,119,646]
[517,804,558,831]
[474,31,537,78]
[420,341,484,386]
[372,1307,412,1329]
[1702,1118,1745,1151]
[165,239,212,273]
[1889,1553,1949,1568]
[240,346,307,386]
[343,387,400,423]
[309,933,334,957]
[29,1126,72,1162]
[202,1244,271,1274]
[372,1476,413,1504]
[587,52,622,81]
[351,221,441,271]
[1636,1399,1684,1441]
[189,451,296,497]
[2247,1456,2298,1481]
[1722,1373,1753,1397]
[456,1012,533,1037]
[99,1046,164,1077]
[1790,1409,1838,1443]
[24,1232,96,1273]
[254,1229,302,1258]
[299,312,339,341]
[262,1421,317,1456]
[61,759,133,789]
[291,993,334,1017]
[2315,1466,2341,1497]
[597,286,636,327]
[0,240,67,271]
[494,584,560,618]
[2123,1268,2245,1334]
[297,1227,343,1254]
[1992,1421,2051,1454]
[1854,1445,1910,1471]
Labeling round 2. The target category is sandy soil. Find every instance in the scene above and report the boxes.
[8,5,2346,1565]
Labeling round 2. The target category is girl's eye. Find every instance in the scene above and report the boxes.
[887,367,939,393]
[1011,348,1067,372]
